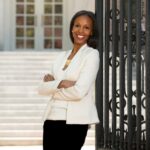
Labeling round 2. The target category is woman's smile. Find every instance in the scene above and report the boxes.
[77,35,85,39]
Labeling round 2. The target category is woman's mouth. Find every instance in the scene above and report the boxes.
[77,35,84,39]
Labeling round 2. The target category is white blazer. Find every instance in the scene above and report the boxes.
[38,44,100,124]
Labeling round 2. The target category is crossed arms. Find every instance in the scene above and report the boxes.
[43,74,76,89]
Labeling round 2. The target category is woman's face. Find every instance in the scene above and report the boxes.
[72,15,93,47]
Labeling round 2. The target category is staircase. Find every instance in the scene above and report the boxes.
[0,51,95,146]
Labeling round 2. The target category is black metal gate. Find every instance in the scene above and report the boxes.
[95,0,150,150]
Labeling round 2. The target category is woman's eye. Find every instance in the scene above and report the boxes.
[85,26,90,30]
[74,24,80,27]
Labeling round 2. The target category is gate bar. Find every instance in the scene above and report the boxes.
[104,0,110,147]
[136,0,142,149]
[95,0,104,149]
[146,0,150,149]
[119,0,125,148]
[111,0,117,148]
[127,0,133,149]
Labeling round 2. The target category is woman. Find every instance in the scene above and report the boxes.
[38,10,100,150]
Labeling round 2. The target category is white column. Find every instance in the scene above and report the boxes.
[3,0,15,50]
[0,1,4,50]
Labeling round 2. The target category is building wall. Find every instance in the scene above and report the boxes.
[0,0,95,51]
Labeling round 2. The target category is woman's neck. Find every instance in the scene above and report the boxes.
[72,43,86,54]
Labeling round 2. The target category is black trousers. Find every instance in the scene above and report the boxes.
[43,120,88,150]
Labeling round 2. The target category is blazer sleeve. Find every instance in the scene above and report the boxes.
[52,50,100,101]
[38,80,61,96]
[37,53,63,96]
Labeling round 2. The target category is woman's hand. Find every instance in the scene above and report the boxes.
[58,80,76,89]
[43,74,55,82]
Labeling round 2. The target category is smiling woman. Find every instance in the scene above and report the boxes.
[38,10,100,150]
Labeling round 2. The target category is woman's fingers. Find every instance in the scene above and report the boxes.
[43,74,54,82]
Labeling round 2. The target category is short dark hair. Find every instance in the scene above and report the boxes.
[69,10,99,49]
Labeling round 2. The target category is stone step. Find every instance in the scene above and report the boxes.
[0,130,42,138]
[0,82,39,87]
[0,58,53,63]
[0,75,42,80]
[0,85,38,90]
[0,117,41,123]
[0,97,48,104]
[0,138,42,146]
[0,129,95,145]
[0,124,94,135]
[0,136,94,146]
[0,110,44,117]
[0,51,95,146]
[0,81,39,86]
[0,66,51,71]
[0,123,42,130]
[0,123,95,130]
[0,92,39,98]
[0,104,45,110]
[0,128,94,137]
[0,70,48,75]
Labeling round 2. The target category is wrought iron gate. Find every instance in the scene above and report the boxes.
[95,0,150,150]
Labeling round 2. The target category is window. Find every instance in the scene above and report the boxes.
[43,0,63,49]
[15,0,63,50]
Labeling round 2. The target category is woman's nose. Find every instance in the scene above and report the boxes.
[78,27,84,33]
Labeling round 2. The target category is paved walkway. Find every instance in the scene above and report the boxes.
[0,145,95,150]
